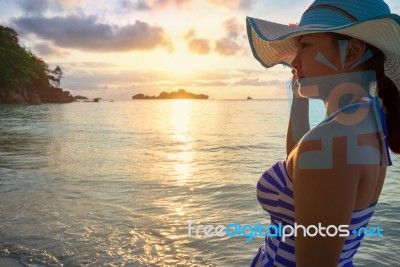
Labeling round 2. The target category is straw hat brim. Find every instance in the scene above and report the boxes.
[247,14,400,90]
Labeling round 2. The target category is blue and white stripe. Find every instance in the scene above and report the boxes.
[250,161,377,267]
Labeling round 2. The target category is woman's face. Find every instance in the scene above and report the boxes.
[291,33,342,80]
[291,33,346,99]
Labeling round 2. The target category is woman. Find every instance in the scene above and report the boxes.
[247,0,400,266]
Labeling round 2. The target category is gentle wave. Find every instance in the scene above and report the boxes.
[0,101,399,266]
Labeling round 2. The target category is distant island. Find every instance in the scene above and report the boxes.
[132,89,208,100]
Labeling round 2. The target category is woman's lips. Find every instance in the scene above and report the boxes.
[291,69,305,79]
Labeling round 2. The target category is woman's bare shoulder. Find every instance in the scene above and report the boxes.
[293,121,366,174]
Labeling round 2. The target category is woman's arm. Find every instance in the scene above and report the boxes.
[292,134,361,266]
[286,77,310,156]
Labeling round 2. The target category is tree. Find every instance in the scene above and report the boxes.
[28,51,51,92]
[0,26,19,48]
[52,65,63,88]
[0,25,55,92]
[0,25,72,103]
[0,35,38,90]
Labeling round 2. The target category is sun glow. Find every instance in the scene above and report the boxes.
[158,45,208,79]
[167,56,196,79]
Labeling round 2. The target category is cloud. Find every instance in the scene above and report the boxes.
[206,0,255,9]
[234,78,284,86]
[222,18,242,39]
[119,0,192,11]
[184,21,245,56]
[235,69,268,76]
[51,65,285,99]
[62,67,172,88]
[59,67,183,99]
[214,38,243,56]
[193,69,242,80]
[13,15,173,52]
[187,39,211,54]
[184,30,211,54]
[61,62,119,69]
[214,18,246,56]
[152,0,192,9]
[16,0,52,15]
[193,80,231,87]
[183,30,196,41]
[34,42,70,57]
[56,0,87,8]
[119,0,151,11]
[16,0,87,15]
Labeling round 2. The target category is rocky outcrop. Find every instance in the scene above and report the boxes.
[39,87,74,103]
[0,87,73,104]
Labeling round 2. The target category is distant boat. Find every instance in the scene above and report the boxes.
[247,96,253,100]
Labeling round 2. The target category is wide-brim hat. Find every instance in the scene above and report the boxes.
[246,0,400,90]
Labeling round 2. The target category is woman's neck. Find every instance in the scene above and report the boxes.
[323,90,367,117]
[320,71,374,117]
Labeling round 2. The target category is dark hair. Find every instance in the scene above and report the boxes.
[329,33,400,154]
[370,45,400,154]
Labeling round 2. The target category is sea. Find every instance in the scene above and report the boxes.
[0,99,399,267]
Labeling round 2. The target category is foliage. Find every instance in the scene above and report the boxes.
[0,25,63,94]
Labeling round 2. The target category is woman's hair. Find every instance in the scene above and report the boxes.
[330,33,400,154]
[371,46,400,154]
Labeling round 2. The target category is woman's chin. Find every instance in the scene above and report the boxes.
[298,83,320,99]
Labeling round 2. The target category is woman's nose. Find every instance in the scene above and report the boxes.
[291,53,300,70]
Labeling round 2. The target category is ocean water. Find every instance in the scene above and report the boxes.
[0,100,399,267]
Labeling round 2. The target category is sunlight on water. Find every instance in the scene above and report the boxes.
[170,100,196,186]
[171,100,191,133]
[0,101,398,267]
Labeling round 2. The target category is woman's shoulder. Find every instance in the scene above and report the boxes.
[287,107,382,173]
[302,115,359,143]
[302,106,376,142]
[293,120,371,171]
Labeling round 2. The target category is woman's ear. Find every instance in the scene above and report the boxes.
[345,38,367,70]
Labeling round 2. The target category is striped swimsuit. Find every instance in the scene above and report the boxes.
[251,99,392,267]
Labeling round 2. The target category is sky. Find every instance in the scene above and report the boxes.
[0,0,399,100]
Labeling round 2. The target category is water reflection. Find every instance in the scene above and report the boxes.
[170,100,196,186]
[0,101,398,266]
[0,105,51,170]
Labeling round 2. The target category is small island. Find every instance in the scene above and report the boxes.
[132,89,208,100]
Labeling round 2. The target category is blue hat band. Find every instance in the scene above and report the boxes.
[304,4,358,22]
[298,0,391,28]
[299,5,359,27]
